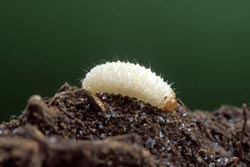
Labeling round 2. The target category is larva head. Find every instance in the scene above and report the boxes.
[165,97,177,112]
[164,90,177,112]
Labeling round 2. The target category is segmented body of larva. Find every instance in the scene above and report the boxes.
[82,61,177,111]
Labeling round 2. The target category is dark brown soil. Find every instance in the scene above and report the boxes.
[0,83,249,167]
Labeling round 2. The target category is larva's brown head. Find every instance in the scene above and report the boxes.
[165,98,177,112]
[164,89,177,112]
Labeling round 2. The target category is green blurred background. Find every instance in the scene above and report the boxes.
[1,0,250,122]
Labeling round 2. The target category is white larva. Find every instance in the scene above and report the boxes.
[82,61,177,111]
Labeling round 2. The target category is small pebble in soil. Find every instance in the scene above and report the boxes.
[208,162,216,167]
[159,130,164,138]
[217,157,229,165]
[146,138,156,149]
[153,115,165,124]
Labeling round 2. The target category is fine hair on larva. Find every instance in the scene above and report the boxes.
[82,61,177,111]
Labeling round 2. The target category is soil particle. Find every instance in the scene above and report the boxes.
[0,83,249,167]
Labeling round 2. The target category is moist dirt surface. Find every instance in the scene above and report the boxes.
[0,83,249,167]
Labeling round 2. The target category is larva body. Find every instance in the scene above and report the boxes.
[82,61,176,111]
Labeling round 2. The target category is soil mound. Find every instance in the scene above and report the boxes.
[0,83,249,167]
